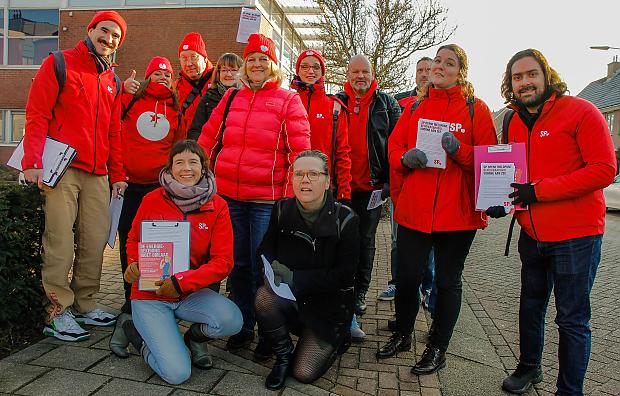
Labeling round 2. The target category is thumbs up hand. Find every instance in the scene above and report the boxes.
[123,70,139,95]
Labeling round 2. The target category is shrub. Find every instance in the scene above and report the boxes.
[0,182,45,356]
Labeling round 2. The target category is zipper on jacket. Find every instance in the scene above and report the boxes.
[292,230,316,252]
[306,90,313,113]
[237,90,257,199]
[93,73,101,173]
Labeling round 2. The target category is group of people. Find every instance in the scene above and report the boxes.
[21,10,616,396]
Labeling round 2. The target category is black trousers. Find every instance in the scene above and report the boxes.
[394,226,476,351]
[117,182,159,313]
[350,191,383,295]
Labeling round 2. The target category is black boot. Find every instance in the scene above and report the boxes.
[122,320,144,355]
[502,363,543,394]
[109,313,131,358]
[184,323,213,369]
[355,292,367,316]
[377,332,412,359]
[253,334,273,362]
[412,345,446,375]
[264,326,294,390]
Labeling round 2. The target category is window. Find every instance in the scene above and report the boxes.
[1,8,59,66]
[0,110,25,144]
[605,112,615,134]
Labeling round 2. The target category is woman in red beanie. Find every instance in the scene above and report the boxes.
[198,33,310,355]
[110,56,183,356]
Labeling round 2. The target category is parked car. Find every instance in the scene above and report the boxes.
[604,174,620,210]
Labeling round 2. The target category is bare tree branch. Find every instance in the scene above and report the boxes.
[316,0,456,92]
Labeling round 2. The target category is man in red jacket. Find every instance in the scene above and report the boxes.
[174,32,214,138]
[335,55,401,316]
[23,11,128,342]
[493,49,617,395]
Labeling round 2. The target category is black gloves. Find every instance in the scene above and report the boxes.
[486,206,508,219]
[441,132,460,155]
[381,183,390,200]
[401,148,428,169]
[271,260,293,286]
[509,183,537,206]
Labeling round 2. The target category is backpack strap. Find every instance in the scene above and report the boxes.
[221,88,239,132]
[501,109,515,144]
[409,99,421,115]
[466,97,475,122]
[331,100,342,190]
[121,96,138,121]
[51,51,66,93]
[114,74,121,97]
[178,77,209,125]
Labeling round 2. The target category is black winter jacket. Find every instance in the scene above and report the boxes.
[336,89,401,186]
[258,192,359,347]
[187,86,224,140]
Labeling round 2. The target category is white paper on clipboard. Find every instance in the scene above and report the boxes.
[141,221,190,273]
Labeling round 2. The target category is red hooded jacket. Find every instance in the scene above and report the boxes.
[121,82,182,184]
[389,85,497,232]
[23,41,125,183]
[291,78,352,200]
[506,94,616,242]
[198,79,311,201]
[127,188,234,302]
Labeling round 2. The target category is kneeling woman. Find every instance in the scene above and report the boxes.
[119,140,243,384]
[256,150,359,390]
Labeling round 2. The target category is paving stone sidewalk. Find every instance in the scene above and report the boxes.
[2,214,619,395]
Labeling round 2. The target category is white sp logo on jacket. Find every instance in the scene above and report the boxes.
[316,113,324,119]
[198,223,208,230]
[136,111,170,141]
[107,85,113,94]
[540,130,550,137]
[449,123,465,133]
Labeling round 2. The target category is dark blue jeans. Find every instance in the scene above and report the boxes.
[517,230,602,396]
[223,197,273,333]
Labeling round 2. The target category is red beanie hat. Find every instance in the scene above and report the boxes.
[243,34,278,65]
[87,11,127,46]
[144,56,174,79]
[295,49,326,75]
[178,32,208,59]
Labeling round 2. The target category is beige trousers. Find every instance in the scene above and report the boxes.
[41,167,110,319]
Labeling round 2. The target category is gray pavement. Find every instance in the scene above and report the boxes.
[1,212,619,395]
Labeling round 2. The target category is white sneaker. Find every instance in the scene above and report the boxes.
[71,307,116,327]
[43,310,90,342]
[350,314,366,343]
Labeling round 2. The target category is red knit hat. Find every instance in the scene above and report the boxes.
[178,32,208,59]
[243,34,278,65]
[296,49,325,75]
[87,11,127,46]
[144,56,174,79]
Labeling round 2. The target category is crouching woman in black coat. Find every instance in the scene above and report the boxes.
[256,150,359,390]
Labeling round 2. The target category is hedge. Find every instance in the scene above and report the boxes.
[0,180,45,355]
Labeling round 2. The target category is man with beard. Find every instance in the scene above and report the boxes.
[23,11,128,341]
[174,32,213,137]
[336,54,400,316]
[491,49,616,395]
[394,57,432,109]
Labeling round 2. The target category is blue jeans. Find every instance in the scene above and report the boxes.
[517,230,602,396]
[132,288,242,384]
[223,197,273,332]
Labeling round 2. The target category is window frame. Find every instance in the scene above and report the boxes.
[0,109,26,146]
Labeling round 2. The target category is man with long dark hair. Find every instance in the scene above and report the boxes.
[494,49,616,395]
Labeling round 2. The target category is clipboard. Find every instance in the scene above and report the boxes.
[474,143,527,211]
[7,136,77,188]
[140,221,191,273]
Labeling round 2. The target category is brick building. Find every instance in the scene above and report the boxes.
[0,0,319,163]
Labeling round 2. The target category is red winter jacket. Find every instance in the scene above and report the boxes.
[175,68,213,139]
[389,85,497,232]
[505,94,616,242]
[292,78,352,200]
[23,40,125,183]
[127,188,234,302]
[198,79,311,201]
[121,82,182,184]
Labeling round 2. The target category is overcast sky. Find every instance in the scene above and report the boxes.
[411,0,620,111]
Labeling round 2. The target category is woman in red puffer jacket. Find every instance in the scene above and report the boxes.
[116,56,183,317]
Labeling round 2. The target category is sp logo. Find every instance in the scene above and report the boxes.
[183,44,189,50]
[107,85,113,94]
[260,45,269,52]
[540,130,550,138]
[198,223,208,230]
[316,113,324,119]
[449,123,465,133]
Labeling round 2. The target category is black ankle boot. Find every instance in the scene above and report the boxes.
[122,320,144,355]
[184,323,213,369]
[264,326,294,390]
[412,345,446,375]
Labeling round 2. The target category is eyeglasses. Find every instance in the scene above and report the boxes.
[180,54,202,64]
[293,170,327,181]
[220,68,238,75]
[299,64,321,72]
